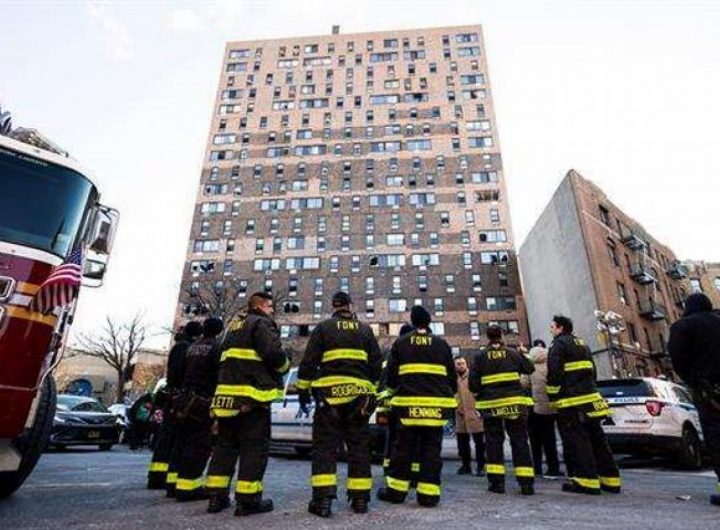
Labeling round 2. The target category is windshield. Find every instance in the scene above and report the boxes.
[0,145,95,257]
[597,379,657,398]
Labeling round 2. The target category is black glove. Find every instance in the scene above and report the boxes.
[299,390,312,414]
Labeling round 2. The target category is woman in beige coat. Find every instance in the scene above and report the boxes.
[528,340,561,478]
[455,356,485,475]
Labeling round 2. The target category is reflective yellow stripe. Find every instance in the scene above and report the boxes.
[214,384,283,402]
[166,472,178,484]
[400,418,448,427]
[212,409,240,417]
[221,348,261,362]
[311,474,337,487]
[236,480,263,494]
[481,372,521,385]
[390,396,457,408]
[571,477,600,489]
[475,396,533,409]
[297,379,311,390]
[564,360,594,372]
[486,464,505,475]
[347,477,373,490]
[322,349,368,362]
[383,458,390,468]
[587,408,612,418]
[411,462,420,473]
[376,389,395,401]
[176,477,204,491]
[515,467,535,478]
[311,376,376,392]
[599,476,622,487]
[325,396,362,405]
[416,482,440,496]
[386,476,410,493]
[555,392,604,409]
[398,363,447,376]
[206,475,231,488]
[546,385,561,395]
[148,462,168,472]
[277,358,291,374]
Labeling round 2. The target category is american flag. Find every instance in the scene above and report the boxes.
[30,248,83,314]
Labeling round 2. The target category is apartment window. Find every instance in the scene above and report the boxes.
[599,205,611,226]
[445,274,456,293]
[245,219,255,234]
[391,276,402,295]
[479,230,507,243]
[469,136,493,148]
[690,278,703,293]
[440,212,450,228]
[365,277,375,295]
[434,298,444,314]
[499,270,509,287]
[389,299,407,313]
[467,297,478,314]
[462,251,472,269]
[490,209,500,223]
[253,258,280,271]
[617,282,628,305]
[470,321,480,340]
[480,251,509,264]
[387,233,405,246]
[607,239,620,267]
[472,274,482,292]
[365,299,375,318]
[417,275,428,292]
[714,277,720,292]
[465,210,475,226]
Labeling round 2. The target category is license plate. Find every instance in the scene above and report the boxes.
[88,430,100,439]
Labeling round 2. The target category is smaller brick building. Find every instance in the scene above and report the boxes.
[684,260,720,309]
[520,170,689,379]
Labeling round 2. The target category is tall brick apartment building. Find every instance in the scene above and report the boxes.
[177,24,529,355]
[520,170,690,379]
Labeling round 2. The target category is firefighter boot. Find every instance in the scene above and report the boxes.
[207,495,230,514]
[520,485,535,496]
[235,498,274,516]
[350,496,369,514]
[710,494,720,507]
[308,496,333,518]
[562,482,601,495]
[487,481,506,495]
[376,487,405,504]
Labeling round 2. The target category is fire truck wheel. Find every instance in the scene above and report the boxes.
[0,375,56,499]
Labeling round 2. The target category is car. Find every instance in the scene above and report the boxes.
[271,368,386,458]
[50,395,122,451]
[107,403,129,443]
[598,377,704,469]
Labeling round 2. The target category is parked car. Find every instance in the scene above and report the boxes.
[50,395,122,451]
[598,377,704,469]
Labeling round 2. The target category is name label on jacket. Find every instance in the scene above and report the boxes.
[337,321,359,331]
[410,335,432,346]
[408,406,442,419]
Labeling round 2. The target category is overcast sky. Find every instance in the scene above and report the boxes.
[2,0,718,349]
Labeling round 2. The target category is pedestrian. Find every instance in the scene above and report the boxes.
[469,325,535,495]
[205,292,290,516]
[378,323,421,482]
[547,315,620,495]
[173,317,224,502]
[454,355,485,476]
[297,291,382,517]
[527,339,561,479]
[668,293,720,507]
[376,306,457,508]
[148,322,202,491]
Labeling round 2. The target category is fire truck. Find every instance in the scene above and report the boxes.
[0,108,119,497]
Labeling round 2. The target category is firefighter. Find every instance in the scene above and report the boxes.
[147,322,202,490]
[669,293,720,507]
[378,323,421,481]
[469,325,535,495]
[205,292,290,516]
[547,315,619,495]
[297,291,382,517]
[376,305,457,507]
[173,317,224,502]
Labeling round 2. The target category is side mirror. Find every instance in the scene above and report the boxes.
[83,205,119,288]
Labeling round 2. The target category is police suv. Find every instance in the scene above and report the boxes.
[270,368,459,458]
[597,377,704,469]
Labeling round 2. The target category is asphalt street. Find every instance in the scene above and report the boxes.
[1,446,718,530]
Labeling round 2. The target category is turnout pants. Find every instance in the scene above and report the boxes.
[175,415,213,497]
[484,412,534,487]
[457,431,485,471]
[311,400,372,501]
[383,409,421,479]
[528,412,560,476]
[695,396,720,494]
[205,407,271,504]
[557,408,620,492]
[386,425,444,504]
[147,413,175,487]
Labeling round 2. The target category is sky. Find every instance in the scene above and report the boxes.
[1,0,719,349]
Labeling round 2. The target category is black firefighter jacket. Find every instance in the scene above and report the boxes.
[546,333,610,418]
[383,330,458,427]
[668,309,720,390]
[211,310,290,417]
[469,342,534,418]
[297,309,382,405]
